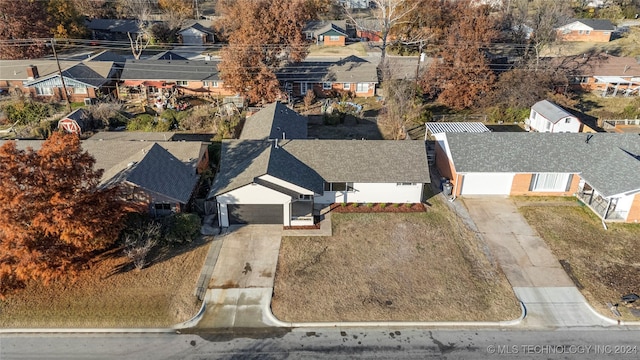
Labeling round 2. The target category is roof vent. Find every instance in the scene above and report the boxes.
[127,161,136,167]
[585,134,594,144]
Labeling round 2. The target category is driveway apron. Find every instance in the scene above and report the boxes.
[462,197,614,328]
[196,225,283,328]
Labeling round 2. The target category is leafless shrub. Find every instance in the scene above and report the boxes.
[123,221,161,271]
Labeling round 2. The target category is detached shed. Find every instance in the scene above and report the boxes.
[527,100,582,133]
[58,108,90,134]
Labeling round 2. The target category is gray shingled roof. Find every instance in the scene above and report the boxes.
[0,139,203,203]
[276,56,378,84]
[240,102,308,140]
[446,132,640,197]
[210,139,430,197]
[531,100,574,124]
[120,60,221,81]
[148,51,188,61]
[101,143,198,203]
[85,18,152,33]
[569,19,615,31]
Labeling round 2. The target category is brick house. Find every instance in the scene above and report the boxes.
[0,56,119,102]
[277,55,378,98]
[118,59,236,101]
[562,55,640,97]
[303,20,352,46]
[436,132,640,223]
[556,19,615,42]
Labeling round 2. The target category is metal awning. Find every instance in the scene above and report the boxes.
[595,76,631,84]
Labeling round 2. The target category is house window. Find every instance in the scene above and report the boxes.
[578,30,584,35]
[300,82,309,95]
[530,173,572,192]
[330,35,340,41]
[155,203,171,210]
[176,81,188,86]
[323,82,332,90]
[343,83,351,90]
[36,86,53,95]
[565,118,571,123]
[306,32,313,40]
[397,182,414,186]
[204,81,219,88]
[75,86,87,94]
[585,30,591,35]
[323,182,354,192]
[356,83,369,93]
[545,121,552,131]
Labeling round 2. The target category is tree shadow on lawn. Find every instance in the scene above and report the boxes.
[102,235,213,279]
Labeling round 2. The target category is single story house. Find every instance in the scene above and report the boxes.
[179,20,215,45]
[562,55,640,97]
[0,57,118,102]
[527,100,582,133]
[436,132,640,223]
[86,18,156,42]
[556,19,615,42]
[208,102,430,226]
[304,21,350,46]
[2,138,208,216]
[118,59,235,101]
[277,55,378,98]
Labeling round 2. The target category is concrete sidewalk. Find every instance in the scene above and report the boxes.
[461,197,615,328]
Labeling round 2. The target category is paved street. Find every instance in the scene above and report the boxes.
[3,328,640,359]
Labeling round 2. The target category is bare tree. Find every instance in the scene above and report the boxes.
[123,221,161,271]
[342,0,420,78]
[378,78,426,140]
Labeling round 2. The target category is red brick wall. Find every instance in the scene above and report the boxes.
[556,30,611,42]
[322,35,346,46]
[435,142,462,196]
[627,193,640,223]
[510,173,580,196]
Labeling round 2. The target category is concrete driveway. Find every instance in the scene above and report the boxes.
[196,225,283,329]
[462,197,614,328]
[209,225,282,289]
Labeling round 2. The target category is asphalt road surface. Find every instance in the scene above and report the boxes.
[2,327,640,359]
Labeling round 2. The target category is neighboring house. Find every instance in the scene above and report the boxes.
[436,132,640,223]
[561,55,640,97]
[304,21,350,46]
[58,108,90,134]
[208,102,430,227]
[277,55,378,98]
[354,19,383,42]
[0,58,118,102]
[179,20,215,45]
[527,100,582,133]
[1,138,208,216]
[86,18,155,41]
[147,51,188,61]
[556,19,615,42]
[118,59,235,101]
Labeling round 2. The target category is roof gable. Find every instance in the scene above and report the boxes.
[531,100,575,123]
[239,102,308,140]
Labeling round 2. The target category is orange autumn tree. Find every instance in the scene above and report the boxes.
[0,132,130,296]
[216,0,321,103]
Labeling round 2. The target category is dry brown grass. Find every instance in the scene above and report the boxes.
[272,199,520,322]
[520,204,640,320]
[0,238,211,328]
[308,42,368,56]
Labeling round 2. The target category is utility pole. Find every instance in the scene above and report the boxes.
[51,38,72,112]
[415,40,425,85]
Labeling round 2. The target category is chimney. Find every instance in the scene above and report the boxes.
[26,65,39,80]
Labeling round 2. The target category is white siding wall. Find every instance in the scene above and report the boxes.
[552,117,581,133]
[314,183,423,204]
[529,112,552,132]
[614,194,635,221]
[216,183,291,226]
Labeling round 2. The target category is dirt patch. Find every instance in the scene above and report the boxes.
[0,238,211,328]
[519,203,640,320]
[307,116,383,140]
[272,198,520,322]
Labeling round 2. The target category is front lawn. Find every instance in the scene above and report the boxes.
[520,203,640,320]
[0,239,210,328]
[272,198,520,322]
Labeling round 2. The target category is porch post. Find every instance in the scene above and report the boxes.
[603,198,612,220]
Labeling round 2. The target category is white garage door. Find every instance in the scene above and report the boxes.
[461,173,514,195]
